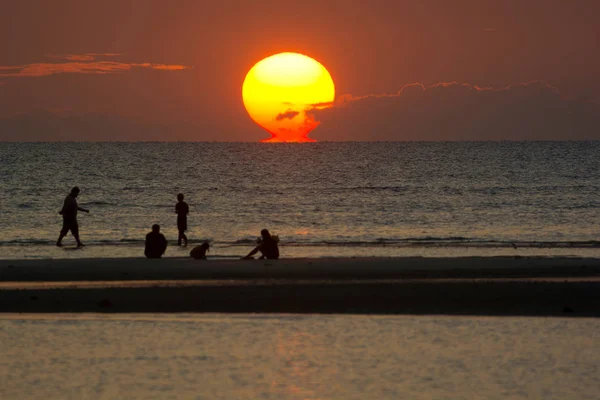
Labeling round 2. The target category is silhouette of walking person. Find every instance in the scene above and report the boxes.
[145,224,168,259]
[56,186,89,247]
[242,229,280,260]
[175,193,189,246]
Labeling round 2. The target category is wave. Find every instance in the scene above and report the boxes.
[381,236,474,242]
[0,238,147,246]
[0,239,56,246]
[80,201,115,206]
[343,186,411,193]
[275,239,600,248]
[233,238,258,244]
[1,237,599,248]
[78,202,174,209]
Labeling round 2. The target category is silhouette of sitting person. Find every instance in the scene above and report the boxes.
[242,229,279,260]
[190,242,210,259]
[56,186,89,247]
[145,224,168,259]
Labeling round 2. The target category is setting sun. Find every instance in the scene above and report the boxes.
[242,52,335,142]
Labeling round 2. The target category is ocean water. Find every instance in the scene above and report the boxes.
[1,142,599,259]
[1,314,599,399]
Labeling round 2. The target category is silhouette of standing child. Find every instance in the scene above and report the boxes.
[175,193,189,246]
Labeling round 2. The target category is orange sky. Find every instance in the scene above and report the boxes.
[1,0,599,141]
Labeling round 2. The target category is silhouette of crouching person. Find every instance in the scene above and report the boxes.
[190,242,210,259]
[145,224,167,259]
[242,229,279,260]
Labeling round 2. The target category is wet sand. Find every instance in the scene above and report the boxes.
[1,257,600,315]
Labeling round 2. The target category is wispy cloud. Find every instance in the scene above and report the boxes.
[0,53,190,78]
[47,54,94,61]
[47,53,122,61]
[139,63,189,71]
[329,81,560,106]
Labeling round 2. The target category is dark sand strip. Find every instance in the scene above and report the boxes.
[2,257,600,282]
[1,279,599,316]
[2,257,599,316]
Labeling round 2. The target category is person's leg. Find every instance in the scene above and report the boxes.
[56,219,70,246]
[242,246,260,259]
[259,247,278,260]
[71,224,84,247]
[178,230,183,246]
[56,227,68,246]
[182,232,188,246]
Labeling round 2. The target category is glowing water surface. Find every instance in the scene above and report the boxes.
[1,314,598,399]
[1,142,599,259]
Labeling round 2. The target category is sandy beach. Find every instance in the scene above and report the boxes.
[1,256,600,315]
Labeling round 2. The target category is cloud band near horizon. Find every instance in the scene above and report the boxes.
[1,78,598,141]
[0,53,191,78]
[310,80,600,141]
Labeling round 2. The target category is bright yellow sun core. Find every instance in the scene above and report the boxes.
[242,52,335,142]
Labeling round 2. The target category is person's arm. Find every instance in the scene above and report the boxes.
[59,197,69,214]
[241,245,260,259]
[77,206,90,213]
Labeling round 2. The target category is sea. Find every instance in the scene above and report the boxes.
[1,314,599,399]
[1,141,599,259]
[2,142,600,399]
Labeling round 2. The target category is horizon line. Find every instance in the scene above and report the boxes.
[1,139,600,144]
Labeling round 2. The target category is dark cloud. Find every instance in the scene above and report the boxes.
[275,109,300,121]
[312,81,600,141]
